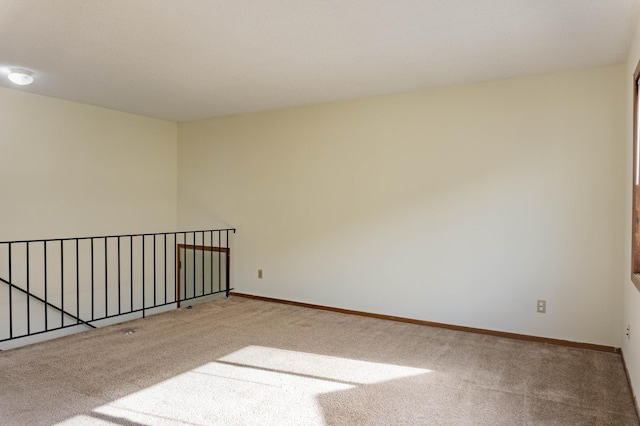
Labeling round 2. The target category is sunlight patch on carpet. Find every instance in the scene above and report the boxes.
[56,346,432,425]
[218,345,432,384]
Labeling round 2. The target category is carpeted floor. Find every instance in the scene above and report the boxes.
[0,296,637,425]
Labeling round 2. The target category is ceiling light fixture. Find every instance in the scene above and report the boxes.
[8,69,34,85]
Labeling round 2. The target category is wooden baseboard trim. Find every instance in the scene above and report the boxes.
[621,349,640,423]
[229,292,619,354]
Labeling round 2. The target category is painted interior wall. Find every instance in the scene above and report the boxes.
[0,87,178,241]
[178,64,625,348]
[0,87,178,349]
[623,14,640,412]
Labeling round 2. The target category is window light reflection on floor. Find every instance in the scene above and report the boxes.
[56,346,432,425]
[218,345,432,385]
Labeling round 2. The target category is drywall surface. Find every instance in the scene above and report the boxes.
[624,15,640,414]
[0,87,178,241]
[178,65,625,347]
[0,87,178,348]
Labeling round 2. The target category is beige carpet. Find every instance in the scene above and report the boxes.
[0,296,637,425]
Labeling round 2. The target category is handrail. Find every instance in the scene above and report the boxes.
[0,228,237,244]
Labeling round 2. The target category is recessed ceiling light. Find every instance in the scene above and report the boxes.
[8,69,34,86]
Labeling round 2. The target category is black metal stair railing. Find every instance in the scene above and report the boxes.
[0,228,235,343]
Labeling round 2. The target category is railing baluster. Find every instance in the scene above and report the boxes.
[130,236,133,312]
[44,241,48,331]
[218,231,221,293]
[176,235,180,303]
[142,235,145,318]
[8,243,12,339]
[26,242,30,334]
[225,230,229,297]
[210,230,213,295]
[153,235,157,307]
[183,233,186,302]
[164,233,167,304]
[61,240,64,326]
[90,237,94,321]
[201,231,205,297]
[76,239,79,325]
[192,231,196,301]
[105,238,108,318]
[118,236,121,315]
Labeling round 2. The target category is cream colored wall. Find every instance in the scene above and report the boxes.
[624,14,640,412]
[178,64,625,347]
[0,87,178,348]
[0,87,178,241]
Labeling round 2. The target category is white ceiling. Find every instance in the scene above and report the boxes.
[1,1,639,122]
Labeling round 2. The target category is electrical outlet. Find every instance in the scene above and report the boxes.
[627,324,631,340]
[537,300,546,313]
[258,269,263,279]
